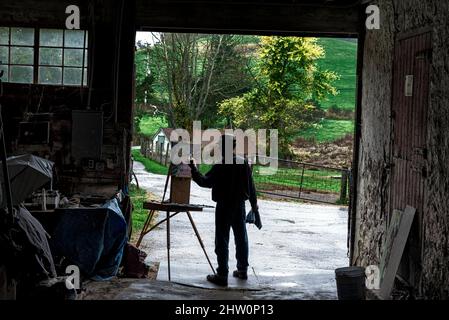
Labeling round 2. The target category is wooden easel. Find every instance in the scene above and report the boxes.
[135,164,215,281]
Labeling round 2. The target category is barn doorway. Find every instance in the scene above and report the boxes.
[130,31,359,298]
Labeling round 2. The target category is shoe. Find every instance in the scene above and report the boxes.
[232,270,248,280]
[206,274,228,286]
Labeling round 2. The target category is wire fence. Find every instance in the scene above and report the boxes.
[253,156,350,205]
[139,135,170,166]
[136,133,350,205]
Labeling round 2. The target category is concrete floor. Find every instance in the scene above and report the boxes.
[133,161,349,300]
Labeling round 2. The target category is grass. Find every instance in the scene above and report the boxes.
[132,148,212,175]
[317,38,358,111]
[253,166,342,194]
[139,115,168,137]
[132,146,341,194]
[132,149,169,175]
[198,164,213,175]
[132,148,344,200]
[295,119,354,143]
[129,184,149,234]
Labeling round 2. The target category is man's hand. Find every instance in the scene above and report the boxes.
[189,157,197,171]
[251,204,259,214]
[247,204,262,230]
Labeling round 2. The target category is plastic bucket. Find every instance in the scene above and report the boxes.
[335,266,366,300]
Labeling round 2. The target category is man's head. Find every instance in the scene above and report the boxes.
[220,134,236,164]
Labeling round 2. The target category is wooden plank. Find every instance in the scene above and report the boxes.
[0,0,88,27]
[143,201,204,212]
[379,206,416,299]
[135,0,360,36]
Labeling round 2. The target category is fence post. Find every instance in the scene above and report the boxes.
[340,169,349,203]
[164,146,170,166]
[160,146,163,164]
[298,164,306,200]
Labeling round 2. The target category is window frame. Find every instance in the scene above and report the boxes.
[0,26,88,87]
[0,27,35,84]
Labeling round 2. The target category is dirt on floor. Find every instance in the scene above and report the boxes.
[80,278,337,300]
[292,134,354,168]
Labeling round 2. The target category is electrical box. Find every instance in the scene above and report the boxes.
[71,110,103,160]
[18,121,50,145]
[170,164,191,204]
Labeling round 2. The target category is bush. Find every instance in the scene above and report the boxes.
[325,105,355,120]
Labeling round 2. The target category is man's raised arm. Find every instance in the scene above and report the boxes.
[189,160,216,189]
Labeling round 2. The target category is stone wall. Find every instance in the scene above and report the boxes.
[354,0,449,298]
[353,0,395,269]
[420,0,449,300]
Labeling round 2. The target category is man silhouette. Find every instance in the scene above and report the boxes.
[189,134,261,286]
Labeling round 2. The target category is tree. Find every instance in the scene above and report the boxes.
[219,37,338,157]
[141,33,254,129]
[135,46,155,105]
[134,45,157,134]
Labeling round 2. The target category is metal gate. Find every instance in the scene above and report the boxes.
[390,30,432,289]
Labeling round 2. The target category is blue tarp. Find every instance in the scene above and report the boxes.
[50,198,127,280]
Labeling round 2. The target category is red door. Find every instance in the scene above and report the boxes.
[390,31,432,290]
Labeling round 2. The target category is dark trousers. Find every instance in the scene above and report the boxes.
[214,201,249,276]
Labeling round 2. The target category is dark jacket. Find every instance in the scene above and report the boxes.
[190,157,258,210]
[190,157,262,229]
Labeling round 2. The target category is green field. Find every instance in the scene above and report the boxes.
[139,115,168,137]
[317,38,358,110]
[253,166,342,194]
[138,116,355,145]
[296,119,354,143]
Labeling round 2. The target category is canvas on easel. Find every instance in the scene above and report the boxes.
[169,163,192,204]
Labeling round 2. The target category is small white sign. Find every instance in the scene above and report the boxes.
[405,75,414,97]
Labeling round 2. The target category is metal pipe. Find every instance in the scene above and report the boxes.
[0,74,14,218]
[349,4,366,265]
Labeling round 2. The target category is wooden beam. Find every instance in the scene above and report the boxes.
[0,0,88,28]
[0,0,361,35]
[136,0,361,36]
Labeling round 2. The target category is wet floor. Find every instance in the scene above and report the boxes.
[134,161,349,299]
